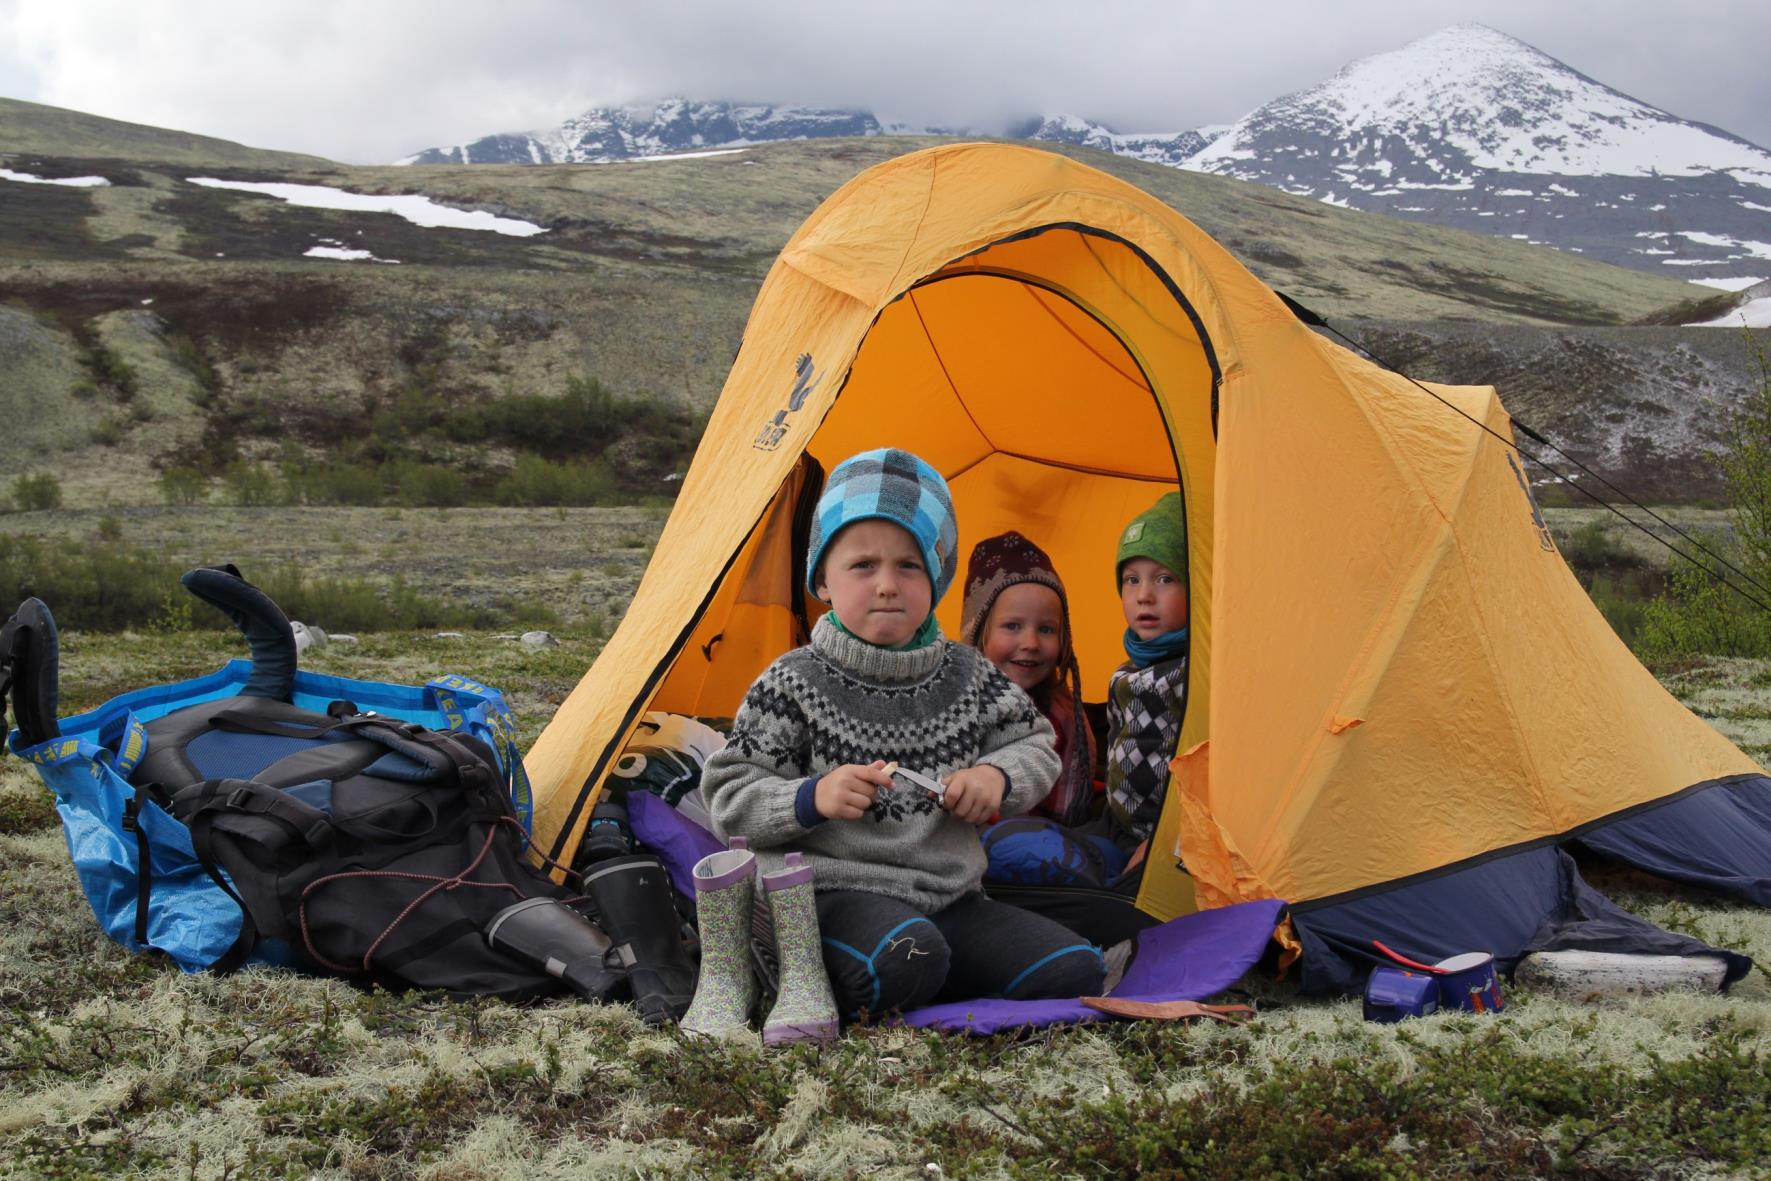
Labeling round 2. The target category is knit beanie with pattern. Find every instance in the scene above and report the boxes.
[1115,492,1187,582]
[960,531,1068,648]
[805,448,959,605]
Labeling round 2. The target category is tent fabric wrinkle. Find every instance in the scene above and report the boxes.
[519,142,1764,1002]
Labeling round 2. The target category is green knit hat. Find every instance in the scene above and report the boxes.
[1115,492,1188,582]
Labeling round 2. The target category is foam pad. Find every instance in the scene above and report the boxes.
[179,566,296,701]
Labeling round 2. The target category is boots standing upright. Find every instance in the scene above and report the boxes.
[680,839,759,1040]
[761,852,839,1045]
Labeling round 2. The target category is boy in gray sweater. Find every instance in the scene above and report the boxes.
[702,448,1105,1017]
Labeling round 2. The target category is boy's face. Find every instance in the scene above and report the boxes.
[981,582,1063,692]
[1120,557,1188,641]
[814,519,932,646]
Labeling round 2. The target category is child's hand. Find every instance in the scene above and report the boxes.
[815,760,893,821]
[941,765,1007,825]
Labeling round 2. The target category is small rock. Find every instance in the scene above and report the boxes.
[520,630,560,647]
[330,634,359,645]
[433,631,466,640]
[290,621,329,653]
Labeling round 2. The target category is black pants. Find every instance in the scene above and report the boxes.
[814,889,1106,1019]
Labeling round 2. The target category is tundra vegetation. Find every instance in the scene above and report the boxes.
[4,417,1771,1176]
[3,115,1770,1176]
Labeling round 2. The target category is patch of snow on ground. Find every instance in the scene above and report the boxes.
[1676,231,1771,261]
[1691,276,1768,292]
[1696,297,1771,328]
[1,167,109,187]
[185,177,545,236]
[304,237,399,264]
[619,147,748,163]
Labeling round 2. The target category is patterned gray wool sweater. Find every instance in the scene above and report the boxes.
[703,614,1059,913]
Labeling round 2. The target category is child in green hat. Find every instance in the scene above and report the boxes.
[1103,491,1190,879]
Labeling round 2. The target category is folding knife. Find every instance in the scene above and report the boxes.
[887,763,947,802]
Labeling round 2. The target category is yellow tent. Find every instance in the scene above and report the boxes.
[525,143,1768,991]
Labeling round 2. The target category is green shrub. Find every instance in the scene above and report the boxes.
[87,343,139,400]
[165,332,220,404]
[222,461,280,506]
[1638,556,1771,660]
[253,567,479,632]
[1638,332,1771,659]
[88,416,125,446]
[157,466,210,506]
[11,471,62,512]
[297,463,385,506]
[494,455,616,506]
[0,534,488,633]
[390,461,467,508]
[1554,520,1666,647]
[0,534,184,630]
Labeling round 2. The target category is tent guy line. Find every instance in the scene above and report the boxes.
[1310,311,1771,613]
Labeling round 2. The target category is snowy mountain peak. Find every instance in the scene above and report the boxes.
[1195,23,1771,180]
[1015,113,1214,167]
[400,99,885,165]
[1184,24,1771,285]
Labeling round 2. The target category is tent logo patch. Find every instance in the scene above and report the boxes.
[753,353,820,451]
[1505,450,1557,552]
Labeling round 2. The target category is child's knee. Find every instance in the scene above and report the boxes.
[821,917,950,1017]
[1004,941,1105,1001]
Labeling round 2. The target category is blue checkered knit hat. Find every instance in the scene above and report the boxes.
[805,449,959,604]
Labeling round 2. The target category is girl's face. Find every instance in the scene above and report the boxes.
[980,582,1064,692]
[814,519,932,646]
[1120,557,1189,641]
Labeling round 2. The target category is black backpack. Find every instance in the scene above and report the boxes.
[121,566,590,999]
[143,692,579,997]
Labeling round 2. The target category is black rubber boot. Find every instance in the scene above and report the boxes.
[483,897,625,1002]
[1,598,61,748]
[581,853,697,1025]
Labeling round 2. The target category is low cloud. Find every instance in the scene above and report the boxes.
[4,0,1768,164]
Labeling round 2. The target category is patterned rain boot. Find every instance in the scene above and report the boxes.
[680,840,759,1040]
[761,852,839,1046]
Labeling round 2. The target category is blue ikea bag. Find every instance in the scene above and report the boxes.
[9,658,532,974]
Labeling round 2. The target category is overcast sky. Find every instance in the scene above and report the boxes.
[3,0,1769,165]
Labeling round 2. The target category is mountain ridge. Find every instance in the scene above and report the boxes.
[396,24,1771,285]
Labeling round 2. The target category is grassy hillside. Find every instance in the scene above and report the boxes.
[0,104,1756,509]
[0,96,332,169]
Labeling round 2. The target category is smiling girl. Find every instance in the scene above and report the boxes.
[959,531,1097,824]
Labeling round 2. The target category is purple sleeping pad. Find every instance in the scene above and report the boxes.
[626,789,1283,1034]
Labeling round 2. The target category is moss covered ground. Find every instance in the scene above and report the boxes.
[2,525,1769,1177]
